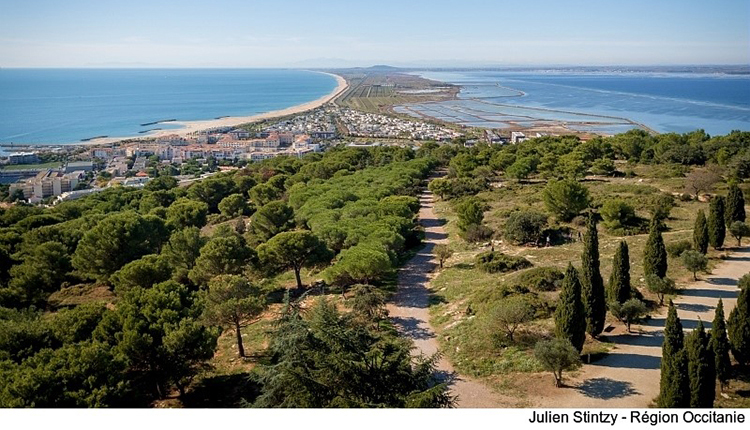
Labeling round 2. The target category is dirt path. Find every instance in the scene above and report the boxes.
[387,190,516,407]
[536,246,749,407]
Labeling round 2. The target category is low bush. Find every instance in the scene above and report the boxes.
[666,240,692,257]
[504,211,548,246]
[475,251,532,274]
[462,224,494,243]
[512,267,564,292]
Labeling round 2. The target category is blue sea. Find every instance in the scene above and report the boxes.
[397,71,750,136]
[0,69,337,146]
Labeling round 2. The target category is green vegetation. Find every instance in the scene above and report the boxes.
[712,298,732,389]
[687,321,715,408]
[658,302,689,408]
[534,338,581,387]
[580,217,606,337]
[681,250,708,280]
[609,299,647,332]
[708,196,727,249]
[643,219,668,279]
[0,146,450,407]
[728,276,750,365]
[607,241,632,304]
[555,264,586,352]
[423,129,750,399]
[475,251,532,274]
[693,210,709,254]
[726,183,746,225]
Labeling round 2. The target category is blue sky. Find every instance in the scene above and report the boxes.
[1,0,748,67]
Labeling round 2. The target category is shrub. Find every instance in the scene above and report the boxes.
[646,274,678,306]
[513,267,564,292]
[600,199,638,231]
[534,338,582,387]
[666,240,692,258]
[454,197,484,232]
[590,158,616,176]
[490,295,535,342]
[475,251,532,274]
[542,179,590,222]
[462,224,494,243]
[649,193,675,221]
[681,250,708,281]
[503,211,548,246]
[609,299,648,332]
[729,221,750,247]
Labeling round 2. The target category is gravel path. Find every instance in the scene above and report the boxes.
[387,190,514,407]
[388,183,750,408]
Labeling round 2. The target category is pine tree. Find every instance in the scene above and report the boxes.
[608,240,631,304]
[728,275,750,365]
[693,209,709,255]
[644,218,668,279]
[711,298,732,390]
[555,264,586,352]
[658,301,689,407]
[687,320,715,408]
[725,183,746,225]
[580,216,606,337]
[708,196,726,250]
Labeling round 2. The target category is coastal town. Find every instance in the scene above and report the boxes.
[0,95,473,204]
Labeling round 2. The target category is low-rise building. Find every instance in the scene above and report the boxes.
[9,170,84,200]
[8,152,39,165]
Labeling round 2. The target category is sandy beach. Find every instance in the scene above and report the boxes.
[85,72,347,146]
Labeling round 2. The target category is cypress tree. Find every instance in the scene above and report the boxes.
[728,275,750,365]
[644,218,668,279]
[608,240,631,304]
[555,264,586,352]
[580,216,606,337]
[725,183,746,225]
[708,196,726,250]
[693,209,709,255]
[658,301,689,407]
[672,348,691,408]
[687,320,715,408]
[711,298,732,390]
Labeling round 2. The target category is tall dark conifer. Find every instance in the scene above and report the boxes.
[726,183,746,225]
[728,276,750,365]
[555,264,586,352]
[708,196,726,250]
[687,320,715,408]
[658,301,689,408]
[693,209,709,255]
[711,298,732,390]
[608,240,631,304]
[580,216,606,336]
[644,218,668,279]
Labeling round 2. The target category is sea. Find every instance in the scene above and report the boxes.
[396,71,750,136]
[0,68,338,148]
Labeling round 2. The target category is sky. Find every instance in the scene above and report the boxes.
[0,0,748,68]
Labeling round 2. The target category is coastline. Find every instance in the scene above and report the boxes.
[82,71,348,146]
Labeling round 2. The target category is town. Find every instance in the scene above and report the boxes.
[0,104,478,204]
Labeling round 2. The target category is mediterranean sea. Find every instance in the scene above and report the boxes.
[0,69,337,145]
[397,71,750,136]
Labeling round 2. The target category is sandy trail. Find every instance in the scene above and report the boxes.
[387,189,516,407]
[389,182,749,408]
